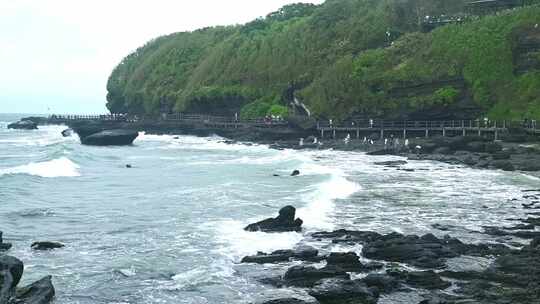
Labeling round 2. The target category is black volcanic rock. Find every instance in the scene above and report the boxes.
[0,231,12,251]
[245,206,303,233]
[283,266,349,287]
[309,278,378,304]
[361,274,400,293]
[260,299,316,304]
[325,252,365,272]
[61,129,73,137]
[14,275,55,304]
[7,120,38,130]
[31,242,65,251]
[0,255,24,302]
[80,129,138,146]
[241,246,319,264]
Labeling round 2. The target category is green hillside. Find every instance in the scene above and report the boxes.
[106,0,540,121]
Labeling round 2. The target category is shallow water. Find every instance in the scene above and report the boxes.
[0,113,538,303]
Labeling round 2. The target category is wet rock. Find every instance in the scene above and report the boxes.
[259,299,317,304]
[13,275,55,304]
[7,120,38,130]
[465,142,486,153]
[325,252,365,272]
[432,147,453,155]
[431,224,456,231]
[80,129,139,146]
[311,230,382,244]
[489,160,515,171]
[362,233,453,268]
[397,270,451,290]
[291,170,301,176]
[61,129,73,137]
[374,160,407,167]
[308,278,378,304]
[504,223,535,230]
[31,242,65,251]
[283,266,349,287]
[0,255,24,302]
[492,151,511,160]
[0,231,12,251]
[245,206,303,233]
[361,274,400,293]
[242,246,319,264]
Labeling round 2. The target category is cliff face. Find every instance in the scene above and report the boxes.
[106,0,540,121]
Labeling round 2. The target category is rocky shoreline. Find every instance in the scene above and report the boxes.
[21,116,540,172]
[0,231,57,304]
[240,196,540,304]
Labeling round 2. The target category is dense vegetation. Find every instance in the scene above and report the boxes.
[106,0,540,120]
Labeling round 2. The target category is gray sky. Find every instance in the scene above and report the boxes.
[0,0,323,114]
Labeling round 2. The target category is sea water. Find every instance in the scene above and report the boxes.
[1,113,538,304]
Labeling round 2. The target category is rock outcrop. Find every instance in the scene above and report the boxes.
[7,120,38,130]
[80,129,138,146]
[245,206,303,233]
[241,246,319,264]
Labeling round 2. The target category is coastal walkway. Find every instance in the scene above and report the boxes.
[47,114,538,138]
[317,120,539,140]
[48,113,288,128]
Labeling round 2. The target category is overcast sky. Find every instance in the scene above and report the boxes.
[0,0,323,114]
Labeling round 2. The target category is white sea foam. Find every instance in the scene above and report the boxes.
[138,132,270,152]
[296,162,361,231]
[0,157,80,178]
[215,220,304,260]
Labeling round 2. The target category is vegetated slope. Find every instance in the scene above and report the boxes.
[106,0,540,121]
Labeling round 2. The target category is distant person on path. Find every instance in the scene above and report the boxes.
[313,137,318,144]
[344,133,351,145]
[415,145,422,157]
[369,119,374,128]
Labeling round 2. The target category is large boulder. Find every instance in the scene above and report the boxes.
[0,255,24,302]
[80,129,138,146]
[325,252,365,272]
[245,206,303,233]
[7,120,38,130]
[13,275,55,304]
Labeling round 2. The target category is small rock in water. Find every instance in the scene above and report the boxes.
[0,231,13,251]
[291,170,300,177]
[31,241,65,251]
[126,164,132,168]
[61,129,73,137]
[244,206,303,233]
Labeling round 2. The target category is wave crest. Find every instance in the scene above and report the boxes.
[0,157,80,178]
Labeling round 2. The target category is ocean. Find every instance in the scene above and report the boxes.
[1,113,538,304]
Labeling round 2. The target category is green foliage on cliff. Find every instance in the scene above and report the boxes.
[107,0,540,120]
